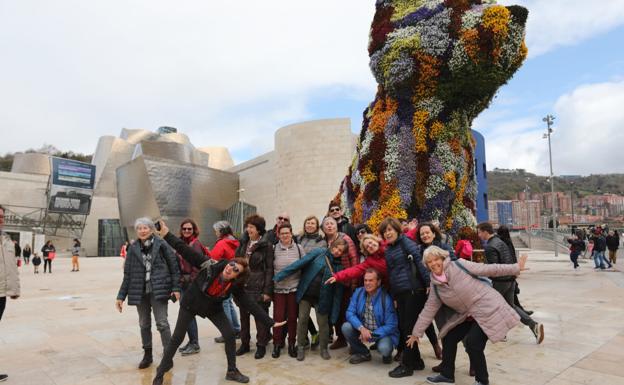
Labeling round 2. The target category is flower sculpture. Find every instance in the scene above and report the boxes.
[335,0,528,235]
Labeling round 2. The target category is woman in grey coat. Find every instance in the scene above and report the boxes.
[116,217,181,369]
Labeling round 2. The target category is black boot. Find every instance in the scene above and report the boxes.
[271,345,281,358]
[288,344,297,358]
[138,348,153,369]
[254,345,266,359]
[236,344,250,356]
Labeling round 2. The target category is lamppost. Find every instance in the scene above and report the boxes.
[524,177,531,248]
[543,114,558,257]
[237,188,245,235]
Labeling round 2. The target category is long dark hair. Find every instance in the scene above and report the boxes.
[496,225,515,252]
[415,222,442,245]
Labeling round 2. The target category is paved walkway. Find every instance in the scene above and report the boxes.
[1,251,623,385]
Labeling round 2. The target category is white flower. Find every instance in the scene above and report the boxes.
[384,135,401,182]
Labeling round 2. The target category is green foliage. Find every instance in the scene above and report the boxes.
[0,147,93,172]
[488,170,624,199]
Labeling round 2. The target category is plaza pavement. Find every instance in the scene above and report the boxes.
[1,250,623,385]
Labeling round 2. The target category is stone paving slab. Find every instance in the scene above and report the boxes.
[1,251,623,385]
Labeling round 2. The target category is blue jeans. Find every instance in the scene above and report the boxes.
[594,251,611,269]
[222,295,240,332]
[342,322,393,357]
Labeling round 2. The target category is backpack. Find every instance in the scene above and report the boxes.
[458,240,473,259]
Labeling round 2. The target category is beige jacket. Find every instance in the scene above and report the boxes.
[412,257,519,343]
[0,233,20,297]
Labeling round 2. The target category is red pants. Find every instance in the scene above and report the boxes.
[272,292,298,347]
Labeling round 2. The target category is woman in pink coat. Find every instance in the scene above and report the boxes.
[407,246,521,385]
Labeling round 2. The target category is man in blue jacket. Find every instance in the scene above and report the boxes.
[342,268,399,365]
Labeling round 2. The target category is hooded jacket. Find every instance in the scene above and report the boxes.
[412,258,520,342]
[384,234,429,296]
[210,235,240,261]
[346,286,399,347]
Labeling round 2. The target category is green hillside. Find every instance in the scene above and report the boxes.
[487,169,624,200]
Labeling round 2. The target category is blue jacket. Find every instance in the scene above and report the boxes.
[274,247,343,324]
[346,286,399,347]
[384,235,430,296]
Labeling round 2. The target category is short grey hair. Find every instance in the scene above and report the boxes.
[423,245,449,268]
[213,220,233,235]
[134,217,156,231]
[321,216,337,228]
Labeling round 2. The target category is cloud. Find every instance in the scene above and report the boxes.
[500,0,624,57]
[0,0,375,156]
[483,79,624,175]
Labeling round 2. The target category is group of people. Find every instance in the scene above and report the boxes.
[114,202,544,385]
[567,227,620,270]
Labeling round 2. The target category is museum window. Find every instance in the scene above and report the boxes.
[98,219,127,257]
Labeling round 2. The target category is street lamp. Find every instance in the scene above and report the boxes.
[237,188,245,235]
[543,114,558,257]
[524,177,531,248]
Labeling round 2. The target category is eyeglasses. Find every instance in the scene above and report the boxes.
[228,261,240,273]
[358,229,368,235]
[329,207,341,213]
[181,227,194,232]
[277,216,289,221]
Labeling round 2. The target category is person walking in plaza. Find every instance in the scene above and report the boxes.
[322,215,358,350]
[115,217,181,370]
[477,223,544,344]
[13,240,21,268]
[407,246,522,385]
[176,219,206,356]
[343,268,399,365]
[0,205,21,382]
[211,220,242,344]
[234,214,274,359]
[380,217,430,378]
[295,215,325,350]
[273,237,347,361]
[32,252,42,274]
[606,230,619,265]
[591,229,611,269]
[22,243,31,265]
[151,219,286,384]
[272,222,305,358]
[567,232,585,269]
[41,240,55,273]
[71,239,81,272]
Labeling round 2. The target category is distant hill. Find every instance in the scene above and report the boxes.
[487,169,624,199]
[0,145,92,172]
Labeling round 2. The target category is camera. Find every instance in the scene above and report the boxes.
[154,220,161,232]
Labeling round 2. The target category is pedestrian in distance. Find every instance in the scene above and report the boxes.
[32,252,42,274]
[41,240,55,273]
[22,244,31,265]
[71,239,81,272]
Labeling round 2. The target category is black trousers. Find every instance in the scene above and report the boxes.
[441,320,489,385]
[0,296,6,321]
[157,307,237,375]
[44,259,52,272]
[396,290,430,369]
[240,301,271,347]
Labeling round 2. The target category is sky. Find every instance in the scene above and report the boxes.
[1,0,624,176]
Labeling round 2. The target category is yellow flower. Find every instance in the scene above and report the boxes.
[362,161,377,184]
[367,187,407,232]
[429,121,444,140]
[444,171,457,191]
[412,110,429,153]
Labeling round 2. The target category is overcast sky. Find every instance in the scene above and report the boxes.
[1,0,624,176]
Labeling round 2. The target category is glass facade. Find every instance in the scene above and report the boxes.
[97,219,127,257]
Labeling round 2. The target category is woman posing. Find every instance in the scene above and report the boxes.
[151,220,286,384]
[380,218,431,378]
[234,215,274,359]
[408,246,521,385]
[115,218,181,370]
[274,238,347,361]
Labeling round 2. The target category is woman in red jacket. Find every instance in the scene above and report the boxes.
[325,234,388,287]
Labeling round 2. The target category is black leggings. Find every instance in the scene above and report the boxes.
[396,290,434,369]
[44,259,52,272]
[157,307,237,375]
[0,296,6,321]
[441,320,489,384]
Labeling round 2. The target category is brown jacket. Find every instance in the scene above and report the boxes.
[0,233,20,297]
[412,257,520,342]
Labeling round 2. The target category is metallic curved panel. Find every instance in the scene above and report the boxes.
[116,156,239,246]
[120,128,158,144]
[132,141,196,164]
[11,153,51,176]
[198,147,235,170]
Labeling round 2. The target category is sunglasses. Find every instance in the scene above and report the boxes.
[358,229,368,235]
[228,261,240,273]
[181,227,194,231]
[277,216,289,221]
[329,207,341,213]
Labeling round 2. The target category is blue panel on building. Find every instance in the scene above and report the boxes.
[472,130,488,222]
[497,201,514,227]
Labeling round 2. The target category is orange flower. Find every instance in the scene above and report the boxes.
[369,97,398,134]
[461,29,480,62]
[412,110,429,153]
[414,52,440,100]
[367,185,407,232]
[429,121,444,140]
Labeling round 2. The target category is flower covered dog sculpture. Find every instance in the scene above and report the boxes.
[335,0,528,235]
